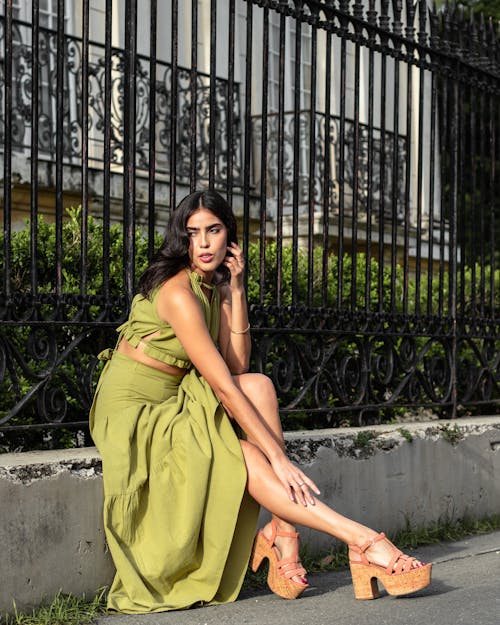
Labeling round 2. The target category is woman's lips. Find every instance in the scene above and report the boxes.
[199,254,214,263]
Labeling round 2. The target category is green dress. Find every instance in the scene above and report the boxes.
[89,271,259,613]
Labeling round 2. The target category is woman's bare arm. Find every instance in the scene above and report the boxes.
[219,285,251,374]
[218,242,251,373]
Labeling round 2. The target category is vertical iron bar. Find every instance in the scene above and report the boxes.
[390,57,400,314]
[102,0,112,306]
[468,83,476,314]
[242,0,253,287]
[259,6,270,305]
[414,60,425,315]
[377,49,387,312]
[307,23,317,307]
[337,28,347,310]
[208,0,216,187]
[123,0,138,305]
[478,86,486,317]
[350,36,361,313]
[489,85,496,315]
[427,70,437,316]
[190,0,198,191]
[449,67,460,418]
[148,0,157,257]
[364,17,376,314]
[226,0,236,204]
[402,56,413,316]
[291,14,301,307]
[437,73,447,318]
[275,11,286,307]
[457,70,466,320]
[55,0,65,298]
[3,1,12,305]
[81,0,90,298]
[30,0,40,300]
[169,0,177,210]
[321,28,332,307]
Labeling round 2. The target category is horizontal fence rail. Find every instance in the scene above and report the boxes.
[1,0,500,451]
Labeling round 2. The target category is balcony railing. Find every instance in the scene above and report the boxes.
[0,16,243,187]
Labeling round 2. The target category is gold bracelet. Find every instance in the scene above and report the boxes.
[231,323,251,335]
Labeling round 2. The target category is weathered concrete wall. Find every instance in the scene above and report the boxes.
[1,417,500,614]
[0,449,114,615]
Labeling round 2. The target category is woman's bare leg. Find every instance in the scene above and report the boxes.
[233,373,307,584]
[239,438,425,571]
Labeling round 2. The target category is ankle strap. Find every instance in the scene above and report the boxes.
[351,532,386,556]
[270,519,300,541]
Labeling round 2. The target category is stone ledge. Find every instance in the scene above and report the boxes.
[284,416,500,462]
[2,416,499,474]
[0,447,102,483]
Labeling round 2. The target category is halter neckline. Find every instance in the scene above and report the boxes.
[187,269,215,291]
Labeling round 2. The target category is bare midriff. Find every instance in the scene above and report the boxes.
[116,336,187,377]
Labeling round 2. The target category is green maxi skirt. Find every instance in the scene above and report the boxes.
[89,351,260,614]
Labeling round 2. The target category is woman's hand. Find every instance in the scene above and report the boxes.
[224,242,245,289]
[270,454,321,507]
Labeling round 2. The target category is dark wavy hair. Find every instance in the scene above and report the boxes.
[138,189,238,297]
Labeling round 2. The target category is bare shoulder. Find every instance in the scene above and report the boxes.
[157,270,198,322]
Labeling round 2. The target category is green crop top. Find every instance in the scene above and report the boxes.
[115,270,220,369]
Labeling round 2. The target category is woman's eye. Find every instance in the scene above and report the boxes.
[210,228,221,234]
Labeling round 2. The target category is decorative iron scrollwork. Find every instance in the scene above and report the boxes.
[0,17,243,187]
[249,318,470,428]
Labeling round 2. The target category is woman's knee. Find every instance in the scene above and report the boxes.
[235,372,276,401]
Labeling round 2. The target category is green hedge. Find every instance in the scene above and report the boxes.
[1,209,499,451]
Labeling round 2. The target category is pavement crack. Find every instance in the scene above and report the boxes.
[434,547,500,565]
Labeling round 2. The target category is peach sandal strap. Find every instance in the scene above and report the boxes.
[277,557,307,580]
[350,533,419,575]
[349,532,387,564]
[390,553,417,575]
[267,519,300,544]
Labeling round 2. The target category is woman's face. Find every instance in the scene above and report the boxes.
[186,207,228,280]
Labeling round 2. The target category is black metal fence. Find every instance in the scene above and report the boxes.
[1,0,500,451]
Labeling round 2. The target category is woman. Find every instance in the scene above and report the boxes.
[90,189,431,614]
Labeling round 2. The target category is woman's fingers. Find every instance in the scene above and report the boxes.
[226,244,244,268]
[294,478,319,506]
[272,458,321,507]
[286,472,321,507]
[224,253,244,279]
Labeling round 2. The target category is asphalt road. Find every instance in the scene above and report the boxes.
[96,530,500,625]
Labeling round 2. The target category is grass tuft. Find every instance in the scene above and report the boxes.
[397,427,414,443]
[438,423,464,446]
[1,589,107,625]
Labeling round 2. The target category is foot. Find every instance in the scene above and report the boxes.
[262,519,308,586]
[349,531,426,572]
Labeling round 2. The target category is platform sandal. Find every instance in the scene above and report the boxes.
[348,532,432,600]
[250,519,309,599]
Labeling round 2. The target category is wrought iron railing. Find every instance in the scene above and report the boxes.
[1,0,500,452]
